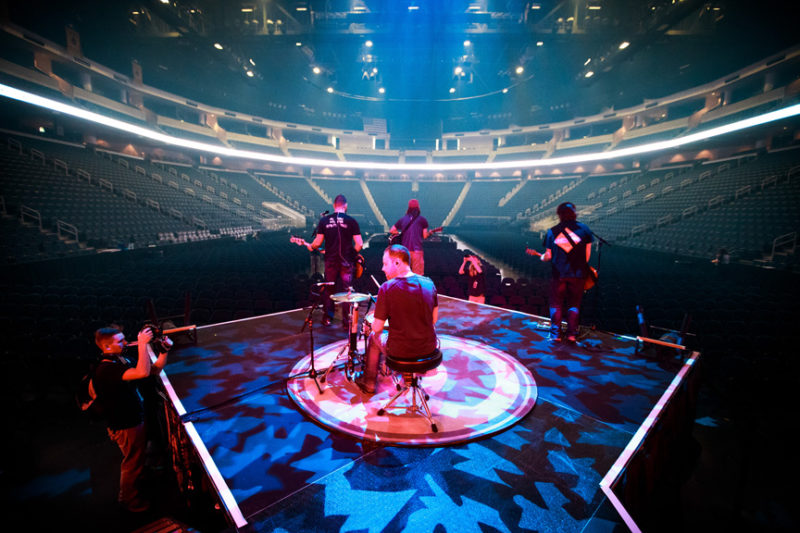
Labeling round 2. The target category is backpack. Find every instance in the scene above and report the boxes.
[75,364,104,419]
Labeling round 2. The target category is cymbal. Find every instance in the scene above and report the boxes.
[330,291,370,303]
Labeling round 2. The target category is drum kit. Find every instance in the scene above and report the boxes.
[318,289,374,384]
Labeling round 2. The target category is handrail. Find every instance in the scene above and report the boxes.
[56,219,79,241]
[768,231,797,260]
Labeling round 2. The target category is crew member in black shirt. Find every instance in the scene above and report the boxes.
[92,326,171,512]
[306,194,364,326]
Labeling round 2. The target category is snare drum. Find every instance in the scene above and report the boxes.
[362,310,388,336]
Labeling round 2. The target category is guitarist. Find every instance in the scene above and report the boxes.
[389,198,431,275]
[538,202,594,344]
[303,194,363,327]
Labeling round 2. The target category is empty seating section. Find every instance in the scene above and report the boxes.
[368,180,415,226]
[3,129,797,268]
[583,148,800,258]
[0,215,87,263]
[514,177,583,220]
[0,139,196,247]
[451,180,517,225]
[312,177,379,227]
[257,173,328,216]
[366,180,464,228]
[145,163,267,222]
[9,136,260,230]
[626,177,800,257]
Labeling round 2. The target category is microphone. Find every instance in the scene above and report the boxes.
[320,210,330,216]
[315,281,335,286]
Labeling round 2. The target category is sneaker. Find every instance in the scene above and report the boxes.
[566,334,577,344]
[321,316,332,327]
[547,333,561,342]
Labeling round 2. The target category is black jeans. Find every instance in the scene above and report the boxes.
[549,276,584,337]
[323,260,354,321]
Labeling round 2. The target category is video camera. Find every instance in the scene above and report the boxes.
[141,322,173,353]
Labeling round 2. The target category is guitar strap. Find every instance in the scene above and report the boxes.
[561,224,595,278]
[393,213,418,245]
[402,213,418,235]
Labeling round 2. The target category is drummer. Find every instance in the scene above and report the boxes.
[355,245,438,395]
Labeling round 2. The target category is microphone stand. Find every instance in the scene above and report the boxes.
[588,230,611,331]
[287,284,327,394]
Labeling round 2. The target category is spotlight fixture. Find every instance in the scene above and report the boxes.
[536,41,544,46]
[326,87,334,93]
[365,40,373,48]
[213,43,223,50]
[502,88,509,93]
[449,87,456,94]
[246,70,254,77]
[619,41,630,50]
[585,71,594,78]
[378,87,385,94]
[454,66,463,75]
[515,66,524,74]
[464,40,472,47]
[312,66,321,74]
[296,42,302,47]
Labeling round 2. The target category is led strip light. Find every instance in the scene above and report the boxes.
[2,82,799,172]
[599,351,701,532]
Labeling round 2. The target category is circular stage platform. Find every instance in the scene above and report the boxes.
[286,334,537,446]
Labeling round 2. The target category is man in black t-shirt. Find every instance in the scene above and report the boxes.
[355,245,438,394]
[92,326,170,512]
[307,194,364,326]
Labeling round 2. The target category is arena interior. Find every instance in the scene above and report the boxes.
[1,1,799,532]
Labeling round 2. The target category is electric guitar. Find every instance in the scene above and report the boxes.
[525,247,598,291]
[290,236,365,278]
[389,226,443,246]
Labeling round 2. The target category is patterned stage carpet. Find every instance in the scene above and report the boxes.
[163,296,683,531]
[286,334,538,445]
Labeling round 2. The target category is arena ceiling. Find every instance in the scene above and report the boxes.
[3,1,799,145]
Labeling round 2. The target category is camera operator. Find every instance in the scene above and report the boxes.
[91,325,172,513]
[459,251,485,304]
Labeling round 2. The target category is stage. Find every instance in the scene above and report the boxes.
[160,296,690,532]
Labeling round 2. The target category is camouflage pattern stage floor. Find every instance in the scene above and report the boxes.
[163,296,683,531]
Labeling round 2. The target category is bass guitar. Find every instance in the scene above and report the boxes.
[389,226,443,246]
[525,247,598,291]
[290,236,365,278]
